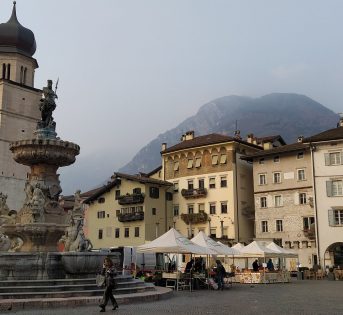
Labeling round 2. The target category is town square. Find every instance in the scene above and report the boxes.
[0,1,343,314]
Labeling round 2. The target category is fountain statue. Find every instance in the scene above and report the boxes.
[0,82,118,280]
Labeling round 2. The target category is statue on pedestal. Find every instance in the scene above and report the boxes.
[37,79,57,130]
[0,192,10,216]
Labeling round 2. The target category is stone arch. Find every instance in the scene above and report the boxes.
[324,242,343,268]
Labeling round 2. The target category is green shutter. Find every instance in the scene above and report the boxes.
[328,209,335,226]
[326,181,333,197]
[324,153,330,166]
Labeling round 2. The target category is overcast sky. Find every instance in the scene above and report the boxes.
[1,0,343,194]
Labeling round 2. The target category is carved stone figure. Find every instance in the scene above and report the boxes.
[0,234,11,252]
[72,190,83,217]
[24,181,34,206]
[37,80,57,129]
[0,192,10,216]
[30,185,46,222]
[9,237,23,252]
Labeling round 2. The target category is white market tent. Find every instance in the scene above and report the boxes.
[266,242,298,258]
[217,241,241,256]
[137,228,214,254]
[191,231,237,256]
[238,241,282,258]
[232,243,245,251]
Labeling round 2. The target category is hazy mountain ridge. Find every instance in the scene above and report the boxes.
[119,93,339,174]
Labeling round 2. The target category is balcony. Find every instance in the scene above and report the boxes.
[303,228,315,240]
[181,188,207,199]
[181,212,208,225]
[117,193,145,205]
[118,211,144,222]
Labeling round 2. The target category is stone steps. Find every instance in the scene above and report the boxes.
[0,276,155,300]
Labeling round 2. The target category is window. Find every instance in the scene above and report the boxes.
[187,159,194,169]
[327,180,343,196]
[173,205,179,216]
[273,172,281,183]
[133,187,141,194]
[149,187,159,199]
[198,178,205,189]
[212,155,218,165]
[188,204,194,214]
[261,221,268,233]
[98,197,105,203]
[325,152,343,166]
[276,220,283,232]
[116,209,120,217]
[174,161,179,171]
[6,63,10,80]
[259,174,267,185]
[2,63,5,79]
[98,229,103,239]
[210,228,217,238]
[166,192,173,201]
[135,227,140,237]
[260,197,267,208]
[259,158,265,164]
[274,238,282,247]
[303,217,315,230]
[97,211,105,219]
[221,202,228,214]
[274,156,280,163]
[173,182,179,192]
[188,180,194,190]
[115,190,120,200]
[115,228,120,238]
[124,228,129,238]
[220,176,227,188]
[297,152,304,159]
[297,169,305,181]
[274,195,282,207]
[299,193,307,204]
[220,154,227,164]
[209,177,216,189]
[334,210,343,225]
[195,157,201,168]
[210,203,216,214]
[198,203,205,213]
[222,227,228,238]
[152,208,156,215]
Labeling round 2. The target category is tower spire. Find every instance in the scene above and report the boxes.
[8,1,19,23]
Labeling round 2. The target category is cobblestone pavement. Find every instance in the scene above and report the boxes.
[2,280,343,315]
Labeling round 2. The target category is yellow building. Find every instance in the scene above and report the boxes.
[84,172,173,249]
[0,3,41,210]
[161,131,262,244]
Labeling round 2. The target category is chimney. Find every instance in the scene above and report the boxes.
[180,134,186,141]
[161,143,167,151]
[185,130,194,141]
[297,136,304,143]
[247,133,254,143]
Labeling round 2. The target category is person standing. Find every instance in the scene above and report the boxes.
[99,257,118,312]
[252,259,259,272]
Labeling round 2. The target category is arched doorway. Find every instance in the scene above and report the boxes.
[324,242,343,268]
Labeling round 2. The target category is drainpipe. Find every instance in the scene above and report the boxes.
[234,149,240,242]
[310,144,321,265]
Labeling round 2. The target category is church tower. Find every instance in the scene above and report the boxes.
[0,2,41,210]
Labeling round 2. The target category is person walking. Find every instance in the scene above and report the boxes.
[215,260,226,291]
[99,257,119,312]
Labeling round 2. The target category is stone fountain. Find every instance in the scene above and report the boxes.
[0,80,119,280]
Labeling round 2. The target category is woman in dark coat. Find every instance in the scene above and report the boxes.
[99,257,118,312]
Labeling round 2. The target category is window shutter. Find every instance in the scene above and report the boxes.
[280,196,284,206]
[326,181,333,197]
[324,153,330,166]
[294,193,299,205]
[328,209,335,226]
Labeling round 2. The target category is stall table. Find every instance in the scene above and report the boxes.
[234,271,290,284]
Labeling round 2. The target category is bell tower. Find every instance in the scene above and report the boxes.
[0,2,41,210]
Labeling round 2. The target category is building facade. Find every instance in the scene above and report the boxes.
[303,120,343,268]
[246,142,317,268]
[84,172,173,249]
[0,3,41,210]
[161,131,262,244]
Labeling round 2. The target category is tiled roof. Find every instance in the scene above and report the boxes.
[255,135,286,145]
[162,133,261,154]
[303,126,343,143]
[242,142,310,160]
[83,172,172,204]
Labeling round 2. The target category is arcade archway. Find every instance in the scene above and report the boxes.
[324,242,343,267]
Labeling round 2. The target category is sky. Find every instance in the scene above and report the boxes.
[1,0,343,194]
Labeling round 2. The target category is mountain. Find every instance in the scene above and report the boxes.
[119,93,339,174]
